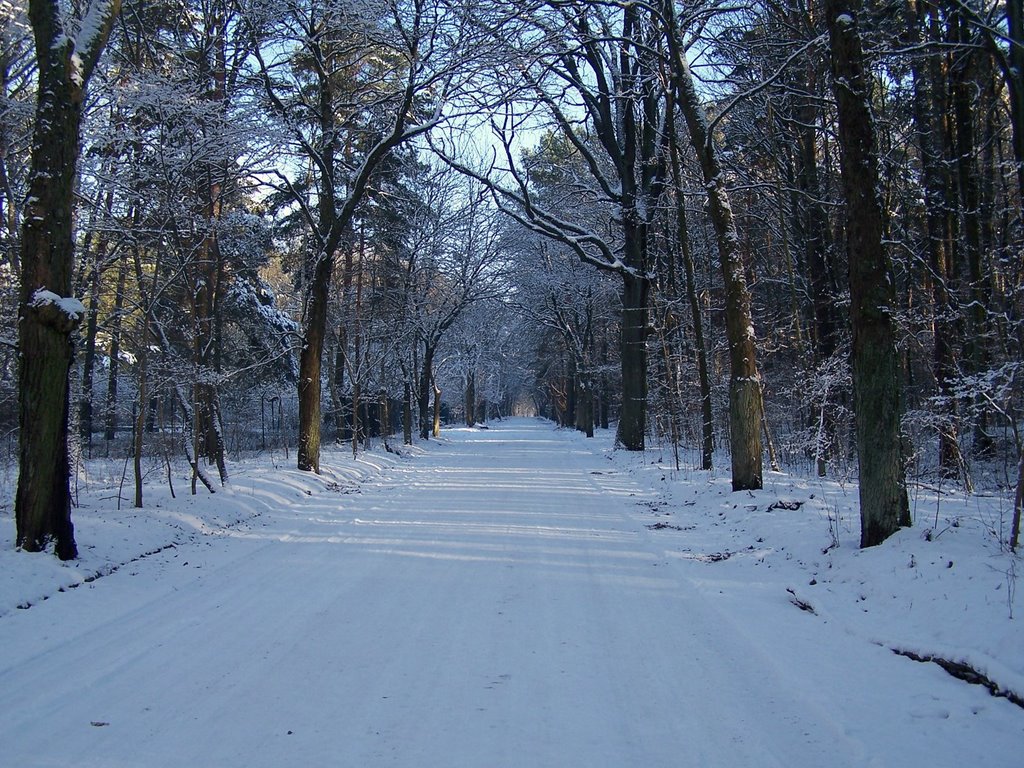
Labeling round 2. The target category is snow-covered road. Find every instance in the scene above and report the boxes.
[0,420,1018,766]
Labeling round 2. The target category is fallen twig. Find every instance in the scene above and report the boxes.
[891,647,1024,710]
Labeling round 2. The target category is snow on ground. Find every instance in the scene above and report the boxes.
[0,418,1020,767]
[0,446,412,618]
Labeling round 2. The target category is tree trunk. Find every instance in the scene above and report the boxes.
[130,241,158,508]
[331,328,346,441]
[351,379,361,459]
[669,38,762,490]
[297,249,333,472]
[78,252,101,450]
[826,0,911,547]
[402,371,413,445]
[133,316,147,509]
[432,381,442,437]
[418,342,435,440]
[795,74,839,367]
[564,353,577,429]
[193,254,227,484]
[16,93,83,552]
[77,184,114,450]
[16,0,121,559]
[380,391,391,439]
[598,334,610,430]
[465,370,476,427]
[617,271,649,450]
[404,384,414,444]
[908,0,961,477]
[1005,0,1024,201]
[761,386,780,472]
[192,8,228,486]
[295,27,340,474]
[668,132,713,469]
[577,374,594,438]
[948,11,993,456]
[1011,445,1023,552]
[790,52,840,478]
[103,253,128,443]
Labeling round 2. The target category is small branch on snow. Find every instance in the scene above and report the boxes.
[786,587,816,614]
[891,647,1024,710]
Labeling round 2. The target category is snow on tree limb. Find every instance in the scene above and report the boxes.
[75,0,120,81]
[28,288,86,332]
[29,0,119,90]
[29,288,85,318]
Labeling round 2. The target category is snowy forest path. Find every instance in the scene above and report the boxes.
[0,419,1007,767]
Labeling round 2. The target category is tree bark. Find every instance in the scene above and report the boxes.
[1005,0,1024,200]
[297,248,333,472]
[948,10,993,456]
[78,251,101,450]
[793,68,839,368]
[103,245,128,443]
[351,379,361,459]
[668,130,713,469]
[402,364,413,445]
[615,269,649,451]
[432,381,441,437]
[379,390,391,439]
[331,327,346,441]
[418,341,435,440]
[564,353,577,429]
[576,375,594,438]
[130,240,158,508]
[1011,446,1023,552]
[667,27,762,490]
[404,383,413,444]
[293,32,341,473]
[788,48,840,478]
[133,313,147,510]
[826,0,911,547]
[190,0,229,485]
[598,333,610,430]
[616,271,649,451]
[908,0,961,477]
[465,370,476,427]
[77,183,114,450]
[193,234,227,484]
[16,0,120,559]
